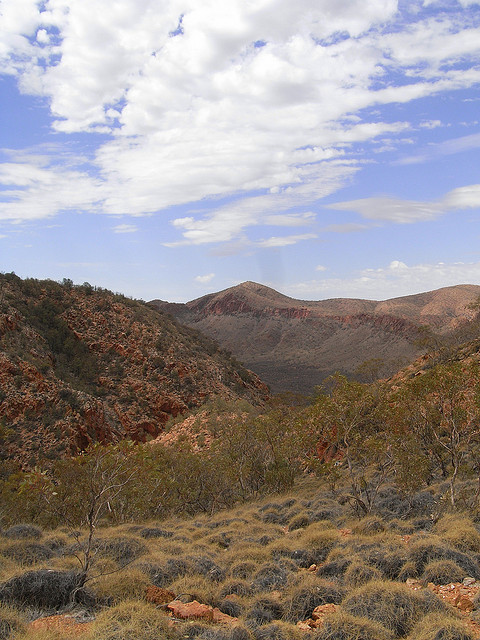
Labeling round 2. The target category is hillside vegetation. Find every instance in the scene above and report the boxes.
[3,276,480,638]
[0,273,268,466]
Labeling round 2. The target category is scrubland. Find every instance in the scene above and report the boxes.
[2,477,480,640]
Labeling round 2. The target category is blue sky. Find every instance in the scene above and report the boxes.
[1,0,480,302]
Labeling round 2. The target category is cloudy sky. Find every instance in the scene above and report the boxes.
[1,0,480,302]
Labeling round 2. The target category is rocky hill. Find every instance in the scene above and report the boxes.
[151,282,480,393]
[0,274,268,466]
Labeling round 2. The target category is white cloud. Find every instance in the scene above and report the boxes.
[328,197,443,223]
[286,259,480,301]
[1,0,480,243]
[316,264,328,271]
[0,153,103,222]
[256,233,317,248]
[112,223,138,233]
[195,273,215,284]
[398,132,480,165]
[328,183,480,224]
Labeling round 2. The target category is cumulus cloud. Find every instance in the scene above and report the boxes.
[286,259,480,301]
[1,0,480,245]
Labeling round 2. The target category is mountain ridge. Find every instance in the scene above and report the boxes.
[151,282,480,393]
[0,274,268,466]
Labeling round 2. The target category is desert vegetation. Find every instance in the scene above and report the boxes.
[2,478,480,639]
[4,276,480,638]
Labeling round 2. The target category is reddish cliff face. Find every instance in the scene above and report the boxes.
[0,274,268,467]
[151,282,480,394]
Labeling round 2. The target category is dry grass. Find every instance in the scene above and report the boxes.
[82,600,176,640]
[406,612,475,640]
[4,480,480,640]
[434,515,480,554]
[0,604,26,640]
[314,610,394,640]
[89,568,151,605]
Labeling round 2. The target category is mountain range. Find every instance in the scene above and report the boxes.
[151,281,480,393]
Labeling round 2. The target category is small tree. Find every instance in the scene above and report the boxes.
[301,374,392,514]
[22,442,138,591]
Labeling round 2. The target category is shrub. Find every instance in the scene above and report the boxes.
[313,611,394,640]
[282,577,345,622]
[0,604,25,640]
[2,525,42,540]
[406,612,475,640]
[421,559,466,585]
[2,542,54,565]
[98,537,147,567]
[408,539,480,578]
[90,568,151,605]
[343,562,383,587]
[0,569,87,610]
[342,580,446,637]
[251,563,289,592]
[83,600,176,640]
[139,528,173,539]
[219,580,252,598]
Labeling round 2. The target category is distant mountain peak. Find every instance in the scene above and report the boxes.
[151,282,480,394]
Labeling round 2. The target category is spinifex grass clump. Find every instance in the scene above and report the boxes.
[314,611,394,640]
[342,580,447,637]
[421,559,466,585]
[0,569,87,610]
[282,576,345,622]
[407,537,480,579]
[406,613,475,640]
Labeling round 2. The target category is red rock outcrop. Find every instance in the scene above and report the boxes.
[151,282,480,393]
[0,274,268,467]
